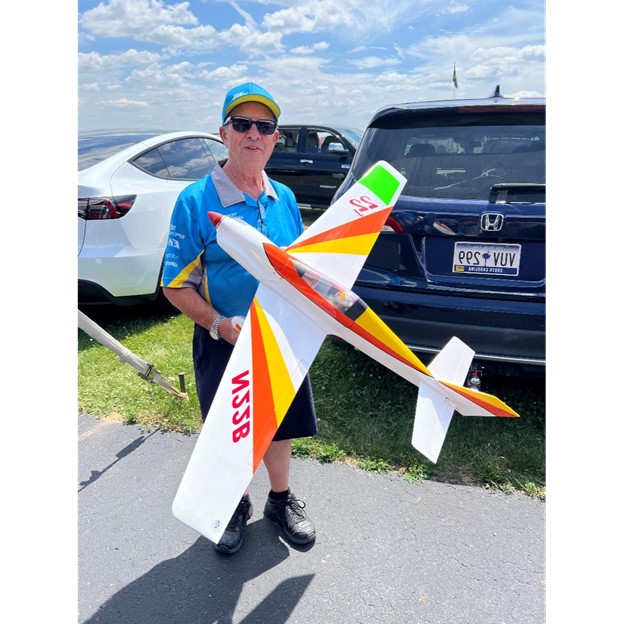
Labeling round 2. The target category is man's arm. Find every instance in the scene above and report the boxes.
[163,287,239,344]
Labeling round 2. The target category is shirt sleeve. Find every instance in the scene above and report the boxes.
[161,191,206,289]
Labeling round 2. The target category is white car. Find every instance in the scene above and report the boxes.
[78,130,228,306]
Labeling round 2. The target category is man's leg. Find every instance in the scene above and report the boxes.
[263,439,315,545]
[263,439,292,492]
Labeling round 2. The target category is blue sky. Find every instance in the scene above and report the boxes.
[78,0,545,133]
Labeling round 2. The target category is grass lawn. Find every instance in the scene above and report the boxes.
[78,305,545,499]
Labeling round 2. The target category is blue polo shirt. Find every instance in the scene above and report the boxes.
[162,164,304,317]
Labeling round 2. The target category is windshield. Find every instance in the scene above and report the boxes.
[292,258,368,318]
[337,127,363,149]
[352,112,545,200]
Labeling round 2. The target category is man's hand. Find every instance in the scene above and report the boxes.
[219,317,243,345]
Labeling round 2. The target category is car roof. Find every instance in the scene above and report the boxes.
[78,130,223,171]
[78,129,222,148]
[368,95,545,125]
[277,124,361,132]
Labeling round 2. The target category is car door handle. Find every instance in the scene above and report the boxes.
[300,159,314,164]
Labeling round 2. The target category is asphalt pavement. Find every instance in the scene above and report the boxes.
[78,412,545,624]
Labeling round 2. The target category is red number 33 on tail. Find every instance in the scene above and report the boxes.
[350,195,379,216]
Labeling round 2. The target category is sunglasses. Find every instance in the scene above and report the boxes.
[224,116,277,136]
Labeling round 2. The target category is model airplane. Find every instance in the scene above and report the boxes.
[172,160,519,543]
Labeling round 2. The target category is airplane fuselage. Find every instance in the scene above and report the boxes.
[209,211,433,384]
[209,211,517,419]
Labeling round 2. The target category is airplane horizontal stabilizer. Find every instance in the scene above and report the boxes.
[410,338,474,462]
[411,337,519,463]
[411,382,455,463]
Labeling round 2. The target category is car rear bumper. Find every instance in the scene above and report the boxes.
[78,248,164,302]
[353,284,545,370]
[78,280,159,306]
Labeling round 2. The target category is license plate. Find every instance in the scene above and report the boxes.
[452,242,521,276]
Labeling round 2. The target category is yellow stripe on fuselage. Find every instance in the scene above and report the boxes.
[253,302,296,427]
[354,307,432,376]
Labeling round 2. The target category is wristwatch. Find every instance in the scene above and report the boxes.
[209,314,224,341]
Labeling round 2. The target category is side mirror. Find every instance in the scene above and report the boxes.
[327,142,348,154]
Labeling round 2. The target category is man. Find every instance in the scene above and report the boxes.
[162,82,317,555]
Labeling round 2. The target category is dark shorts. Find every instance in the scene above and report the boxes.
[192,323,317,441]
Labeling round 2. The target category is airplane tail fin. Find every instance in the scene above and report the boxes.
[411,337,519,463]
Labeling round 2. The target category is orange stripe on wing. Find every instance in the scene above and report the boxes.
[249,301,277,472]
[288,233,379,257]
[287,207,393,255]
[249,298,298,471]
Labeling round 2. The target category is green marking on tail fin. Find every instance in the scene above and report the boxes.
[359,163,401,205]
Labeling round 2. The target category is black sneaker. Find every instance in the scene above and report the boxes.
[214,495,253,554]
[264,491,316,545]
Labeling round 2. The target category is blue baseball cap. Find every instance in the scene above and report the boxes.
[221,82,281,124]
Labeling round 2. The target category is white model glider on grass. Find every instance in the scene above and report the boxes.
[172,160,519,544]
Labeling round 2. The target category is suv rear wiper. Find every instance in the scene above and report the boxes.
[489,183,545,204]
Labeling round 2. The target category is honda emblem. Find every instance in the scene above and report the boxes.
[480,213,504,232]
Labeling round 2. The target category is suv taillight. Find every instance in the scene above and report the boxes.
[382,215,404,233]
[78,195,136,220]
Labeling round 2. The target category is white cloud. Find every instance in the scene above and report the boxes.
[126,61,195,86]
[78,49,161,72]
[198,64,249,81]
[291,41,330,55]
[150,23,218,47]
[262,6,317,34]
[81,82,102,93]
[262,0,430,38]
[218,22,284,55]
[79,0,198,38]
[472,44,545,63]
[104,98,149,108]
[349,56,401,70]
[80,1,219,51]
[226,0,259,28]
[445,2,469,15]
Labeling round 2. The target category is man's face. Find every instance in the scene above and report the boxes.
[219,101,278,169]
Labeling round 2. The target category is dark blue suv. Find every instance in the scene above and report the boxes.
[332,93,546,375]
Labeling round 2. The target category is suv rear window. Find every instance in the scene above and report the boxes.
[352,109,545,200]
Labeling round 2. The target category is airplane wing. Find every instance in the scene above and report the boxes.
[286,161,406,290]
[172,283,326,544]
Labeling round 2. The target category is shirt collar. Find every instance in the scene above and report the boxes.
[213,163,278,208]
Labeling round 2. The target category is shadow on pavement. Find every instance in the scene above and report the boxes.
[82,522,315,624]
[79,429,159,492]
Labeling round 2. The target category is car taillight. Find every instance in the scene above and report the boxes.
[382,215,404,233]
[78,195,136,220]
